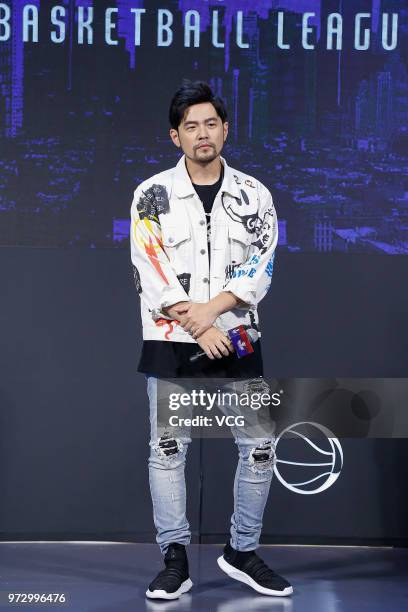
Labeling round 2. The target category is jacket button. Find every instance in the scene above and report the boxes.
[200,249,206,255]
[203,277,209,283]
[168,237,174,243]
[199,219,206,226]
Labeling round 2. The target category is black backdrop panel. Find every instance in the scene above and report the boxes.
[0,248,407,543]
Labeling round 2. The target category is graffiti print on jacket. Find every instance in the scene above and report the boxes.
[131,263,142,294]
[136,184,170,221]
[177,272,191,295]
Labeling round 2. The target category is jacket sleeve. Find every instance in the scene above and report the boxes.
[129,183,191,319]
[222,183,278,311]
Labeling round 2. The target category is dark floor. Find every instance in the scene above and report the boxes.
[0,542,407,611]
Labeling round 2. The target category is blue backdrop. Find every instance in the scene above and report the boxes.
[0,0,407,252]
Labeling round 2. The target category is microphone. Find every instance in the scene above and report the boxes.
[189,327,258,363]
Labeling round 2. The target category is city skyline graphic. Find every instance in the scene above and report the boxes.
[0,0,407,253]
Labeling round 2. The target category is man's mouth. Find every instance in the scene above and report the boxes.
[198,144,211,149]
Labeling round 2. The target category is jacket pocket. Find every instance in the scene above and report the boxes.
[161,222,192,272]
[161,223,191,247]
[228,222,251,263]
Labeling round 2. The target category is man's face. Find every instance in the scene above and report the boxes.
[169,102,228,164]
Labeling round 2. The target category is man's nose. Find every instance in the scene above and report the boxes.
[197,125,209,139]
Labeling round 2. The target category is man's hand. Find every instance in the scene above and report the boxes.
[179,302,219,338]
[161,301,190,319]
[163,292,248,338]
[195,327,234,360]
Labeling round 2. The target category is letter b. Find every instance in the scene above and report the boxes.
[0,4,11,41]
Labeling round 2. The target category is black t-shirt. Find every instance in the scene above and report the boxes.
[192,164,224,258]
[137,338,264,378]
[136,164,263,379]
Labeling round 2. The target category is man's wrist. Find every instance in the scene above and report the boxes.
[207,299,224,319]
[208,291,243,317]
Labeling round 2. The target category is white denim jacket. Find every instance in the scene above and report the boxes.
[129,154,278,343]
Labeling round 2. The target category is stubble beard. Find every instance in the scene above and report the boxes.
[192,145,218,165]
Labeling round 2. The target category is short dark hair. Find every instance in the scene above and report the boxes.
[169,79,228,130]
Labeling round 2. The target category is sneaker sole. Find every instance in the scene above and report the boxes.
[217,555,293,597]
[145,577,193,600]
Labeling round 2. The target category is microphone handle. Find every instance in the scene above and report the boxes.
[189,350,207,363]
[189,327,258,363]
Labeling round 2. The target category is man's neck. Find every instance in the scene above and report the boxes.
[185,155,223,186]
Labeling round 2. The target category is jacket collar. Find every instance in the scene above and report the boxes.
[172,153,241,199]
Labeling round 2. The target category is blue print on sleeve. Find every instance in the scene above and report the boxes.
[265,252,275,278]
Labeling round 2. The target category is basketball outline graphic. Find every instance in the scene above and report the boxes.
[273,421,344,495]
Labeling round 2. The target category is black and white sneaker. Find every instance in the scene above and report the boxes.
[146,542,193,600]
[217,542,293,597]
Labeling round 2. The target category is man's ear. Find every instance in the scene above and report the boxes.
[170,128,181,148]
[223,121,228,141]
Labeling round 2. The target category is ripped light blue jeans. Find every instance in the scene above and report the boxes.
[146,376,276,555]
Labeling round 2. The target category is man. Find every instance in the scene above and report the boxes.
[129,80,293,600]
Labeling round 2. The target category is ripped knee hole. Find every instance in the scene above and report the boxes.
[248,440,276,470]
[154,432,184,457]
